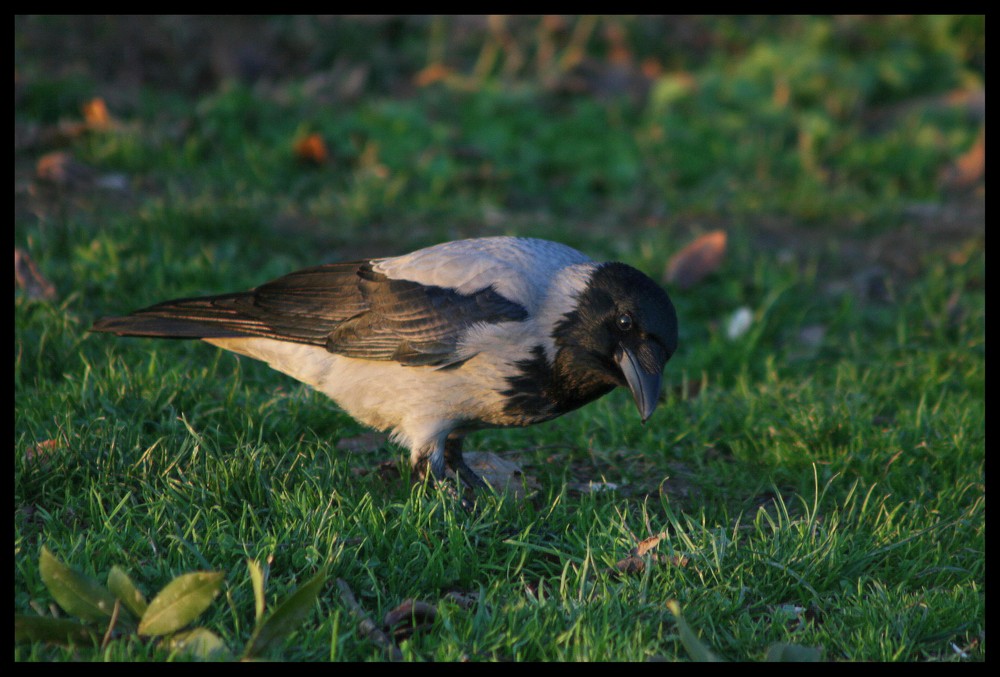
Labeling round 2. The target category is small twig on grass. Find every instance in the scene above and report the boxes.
[101,599,121,650]
[336,578,403,661]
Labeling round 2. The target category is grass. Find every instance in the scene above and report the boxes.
[15,16,984,661]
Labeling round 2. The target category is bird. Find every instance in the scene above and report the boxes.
[91,236,678,491]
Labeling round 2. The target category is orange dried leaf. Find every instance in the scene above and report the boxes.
[25,439,61,463]
[36,151,95,186]
[640,57,663,79]
[413,62,454,87]
[293,133,328,165]
[939,125,985,190]
[614,552,688,575]
[633,533,666,557]
[665,230,727,290]
[82,97,113,131]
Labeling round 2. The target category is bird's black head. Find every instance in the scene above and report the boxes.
[553,262,678,421]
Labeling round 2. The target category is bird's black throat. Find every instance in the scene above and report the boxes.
[497,345,618,426]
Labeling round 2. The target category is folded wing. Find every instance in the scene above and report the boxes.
[91,261,528,367]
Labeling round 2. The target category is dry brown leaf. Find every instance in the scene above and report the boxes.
[24,439,61,463]
[633,533,666,557]
[614,555,648,575]
[612,532,689,575]
[939,125,985,190]
[35,151,96,186]
[14,248,57,301]
[293,133,328,165]
[613,552,689,575]
[413,62,454,87]
[382,599,437,642]
[664,230,727,290]
[82,97,114,131]
[640,57,663,79]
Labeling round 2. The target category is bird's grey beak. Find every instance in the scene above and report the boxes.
[616,346,662,423]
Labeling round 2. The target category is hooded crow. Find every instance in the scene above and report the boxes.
[91,237,678,491]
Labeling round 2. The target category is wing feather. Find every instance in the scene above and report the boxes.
[92,259,528,367]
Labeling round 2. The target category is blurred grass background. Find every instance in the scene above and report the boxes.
[15,16,984,661]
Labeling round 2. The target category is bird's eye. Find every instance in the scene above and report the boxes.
[616,313,634,332]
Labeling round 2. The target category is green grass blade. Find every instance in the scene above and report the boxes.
[667,600,722,662]
[247,558,266,624]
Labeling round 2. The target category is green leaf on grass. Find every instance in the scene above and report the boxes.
[15,614,99,646]
[243,566,327,658]
[168,627,233,661]
[247,558,266,624]
[38,545,118,623]
[138,571,224,637]
[108,565,148,618]
[667,600,722,662]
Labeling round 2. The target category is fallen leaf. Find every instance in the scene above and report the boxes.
[24,438,61,463]
[383,599,437,642]
[939,125,985,190]
[614,555,648,575]
[665,230,727,289]
[35,151,95,187]
[82,97,114,131]
[612,533,689,575]
[413,62,454,87]
[293,133,328,165]
[634,533,666,557]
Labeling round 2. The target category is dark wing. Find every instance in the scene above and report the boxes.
[90,263,367,344]
[326,263,528,366]
[91,261,528,367]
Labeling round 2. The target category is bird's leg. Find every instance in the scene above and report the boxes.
[412,439,448,483]
[444,435,490,492]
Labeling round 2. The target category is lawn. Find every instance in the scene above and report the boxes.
[14,16,984,661]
